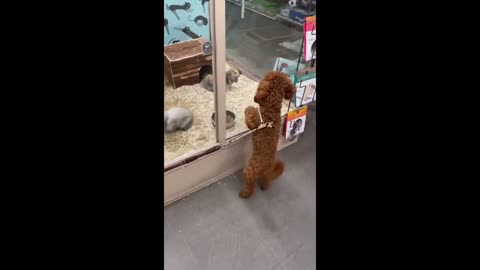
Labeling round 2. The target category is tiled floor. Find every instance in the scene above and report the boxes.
[164,104,316,270]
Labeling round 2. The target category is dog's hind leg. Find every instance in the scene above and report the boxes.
[239,164,256,198]
[260,159,284,191]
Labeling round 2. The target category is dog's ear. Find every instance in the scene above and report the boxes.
[284,82,296,100]
[254,80,269,103]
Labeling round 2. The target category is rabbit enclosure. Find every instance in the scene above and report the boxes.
[164,62,289,164]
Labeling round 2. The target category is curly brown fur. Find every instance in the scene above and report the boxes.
[239,71,297,198]
[244,106,261,130]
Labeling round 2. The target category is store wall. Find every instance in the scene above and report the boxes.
[164,1,211,45]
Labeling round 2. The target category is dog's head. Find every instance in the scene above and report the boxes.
[253,71,296,107]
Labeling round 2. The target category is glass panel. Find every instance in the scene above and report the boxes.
[224,0,316,139]
[163,0,219,165]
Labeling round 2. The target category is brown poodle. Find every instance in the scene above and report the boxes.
[240,71,296,198]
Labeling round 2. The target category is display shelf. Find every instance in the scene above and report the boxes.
[227,0,278,20]
[278,38,303,53]
[283,98,307,110]
[275,14,304,27]
[227,0,307,28]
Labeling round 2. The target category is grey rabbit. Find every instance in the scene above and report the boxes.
[199,73,214,92]
[164,107,194,132]
[200,68,241,92]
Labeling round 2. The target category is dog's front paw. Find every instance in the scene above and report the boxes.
[239,189,253,199]
[244,106,260,130]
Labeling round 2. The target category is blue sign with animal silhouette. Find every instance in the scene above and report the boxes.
[164,0,211,45]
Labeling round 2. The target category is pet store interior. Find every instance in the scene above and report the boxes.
[164,0,316,165]
[164,1,317,269]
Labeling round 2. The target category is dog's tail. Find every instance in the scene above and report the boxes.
[269,159,284,180]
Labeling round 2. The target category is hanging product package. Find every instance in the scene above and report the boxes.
[293,69,316,108]
[285,105,308,141]
[273,57,305,83]
[303,15,316,61]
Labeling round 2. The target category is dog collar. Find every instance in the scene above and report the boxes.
[257,109,274,129]
[228,107,274,143]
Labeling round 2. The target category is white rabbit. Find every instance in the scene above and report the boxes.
[226,68,241,88]
[164,107,194,132]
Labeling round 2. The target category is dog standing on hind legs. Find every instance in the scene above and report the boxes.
[239,71,297,199]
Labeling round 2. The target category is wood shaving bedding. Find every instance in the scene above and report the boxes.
[164,64,288,164]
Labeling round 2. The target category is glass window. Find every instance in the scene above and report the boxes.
[163,0,316,166]
[224,0,316,139]
[164,0,218,166]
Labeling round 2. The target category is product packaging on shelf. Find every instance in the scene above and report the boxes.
[273,57,305,83]
[285,105,308,140]
[293,69,316,107]
[303,15,316,61]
